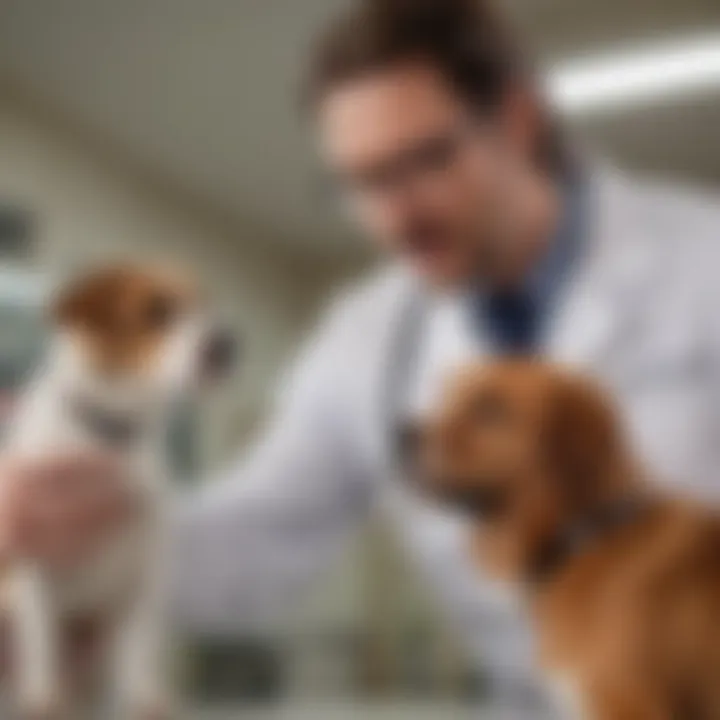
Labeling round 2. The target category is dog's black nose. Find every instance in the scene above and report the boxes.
[202,329,239,379]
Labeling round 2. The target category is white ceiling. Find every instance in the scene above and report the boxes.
[0,0,718,258]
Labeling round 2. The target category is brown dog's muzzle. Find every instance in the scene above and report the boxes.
[396,421,510,519]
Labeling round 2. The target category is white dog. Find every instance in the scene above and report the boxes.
[2,265,236,718]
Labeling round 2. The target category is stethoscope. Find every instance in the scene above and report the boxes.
[381,168,596,452]
[382,285,429,474]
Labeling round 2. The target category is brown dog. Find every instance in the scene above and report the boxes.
[415,360,720,720]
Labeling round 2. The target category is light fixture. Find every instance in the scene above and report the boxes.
[548,34,720,116]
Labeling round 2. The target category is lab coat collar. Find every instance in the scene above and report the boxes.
[384,162,661,396]
[547,163,658,369]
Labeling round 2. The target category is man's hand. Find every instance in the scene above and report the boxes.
[0,453,132,570]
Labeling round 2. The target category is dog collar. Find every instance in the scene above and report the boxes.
[528,495,651,588]
[69,394,144,448]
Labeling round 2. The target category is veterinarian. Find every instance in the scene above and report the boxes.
[1,0,719,715]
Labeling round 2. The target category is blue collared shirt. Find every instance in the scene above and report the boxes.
[473,176,587,355]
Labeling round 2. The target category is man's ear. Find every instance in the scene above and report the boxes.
[545,373,623,507]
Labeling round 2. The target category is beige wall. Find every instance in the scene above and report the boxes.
[0,99,344,469]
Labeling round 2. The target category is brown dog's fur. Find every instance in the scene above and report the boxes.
[421,361,720,719]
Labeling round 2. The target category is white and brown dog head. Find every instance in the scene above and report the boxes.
[50,264,237,407]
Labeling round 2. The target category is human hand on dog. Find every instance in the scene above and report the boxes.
[0,452,133,570]
[0,454,133,689]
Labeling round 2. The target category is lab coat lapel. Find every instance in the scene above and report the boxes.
[548,165,657,372]
[377,164,660,469]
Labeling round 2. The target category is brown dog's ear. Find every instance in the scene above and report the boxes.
[545,372,624,508]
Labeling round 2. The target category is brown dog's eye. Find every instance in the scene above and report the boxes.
[472,390,512,426]
[145,295,178,330]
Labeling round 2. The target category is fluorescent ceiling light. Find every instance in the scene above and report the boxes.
[548,35,720,116]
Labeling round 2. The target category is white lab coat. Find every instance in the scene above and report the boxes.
[172,165,720,703]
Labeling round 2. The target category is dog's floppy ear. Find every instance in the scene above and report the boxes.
[53,275,103,328]
[51,269,125,330]
[545,372,623,507]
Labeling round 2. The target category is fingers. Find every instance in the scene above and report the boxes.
[21,453,121,500]
[0,452,134,568]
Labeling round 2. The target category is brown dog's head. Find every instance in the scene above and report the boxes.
[415,360,635,581]
[51,265,237,398]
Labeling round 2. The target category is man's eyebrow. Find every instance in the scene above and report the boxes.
[362,128,463,168]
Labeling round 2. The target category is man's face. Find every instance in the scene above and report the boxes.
[318,62,526,286]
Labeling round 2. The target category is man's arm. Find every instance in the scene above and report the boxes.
[170,300,375,632]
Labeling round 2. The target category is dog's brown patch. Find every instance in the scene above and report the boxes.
[53,266,199,376]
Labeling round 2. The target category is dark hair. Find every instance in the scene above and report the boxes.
[305,0,566,172]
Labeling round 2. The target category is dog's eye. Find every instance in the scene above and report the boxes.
[145,295,178,329]
[472,391,512,425]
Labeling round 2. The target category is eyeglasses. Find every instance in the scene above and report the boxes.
[326,124,478,205]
